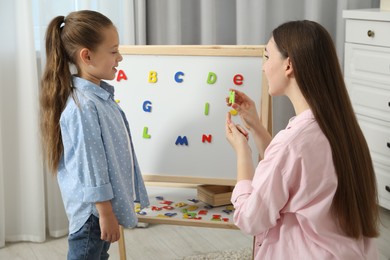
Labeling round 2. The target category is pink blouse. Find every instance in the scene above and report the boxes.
[231,109,377,259]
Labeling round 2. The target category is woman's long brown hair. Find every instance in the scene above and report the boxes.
[272,20,379,239]
[40,10,113,174]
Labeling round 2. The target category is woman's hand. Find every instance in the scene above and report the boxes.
[226,89,272,159]
[226,89,261,132]
[226,112,254,181]
[225,112,250,154]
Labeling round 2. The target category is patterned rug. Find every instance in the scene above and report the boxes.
[178,247,252,260]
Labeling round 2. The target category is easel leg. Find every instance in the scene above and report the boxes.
[252,236,255,260]
[118,225,127,260]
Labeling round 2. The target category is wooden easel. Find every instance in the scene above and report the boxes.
[115,45,272,260]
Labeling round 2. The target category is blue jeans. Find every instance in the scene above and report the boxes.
[67,214,111,260]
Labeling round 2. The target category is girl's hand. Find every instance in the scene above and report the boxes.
[99,211,120,243]
[226,89,261,132]
[96,201,120,243]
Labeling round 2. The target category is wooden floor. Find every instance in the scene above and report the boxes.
[1,207,390,260]
[0,224,252,260]
[376,207,390,260]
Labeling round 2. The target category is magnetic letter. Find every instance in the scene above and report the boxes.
[143,127,151,138]
[229,109,238,116]
[143,100,152,112]
[148,71,158,83]
[233,74,244,86]
[206,72,217,84]
[202,134,212,143]
[204,102,209,115]
[116,70,127,81]
[174,71,184,83]
[228,91,235,104]
[175,136,188,146]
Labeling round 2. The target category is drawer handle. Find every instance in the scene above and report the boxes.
[386,186,390,193]
[367,30,375,38]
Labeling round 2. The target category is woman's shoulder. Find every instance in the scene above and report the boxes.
[266,116,330,164]
[261,116,335,188]
[276,110,327,147]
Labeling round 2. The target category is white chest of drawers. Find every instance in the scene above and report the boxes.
[343,9,390,210]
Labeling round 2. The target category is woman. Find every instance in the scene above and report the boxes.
[226,20,379,259]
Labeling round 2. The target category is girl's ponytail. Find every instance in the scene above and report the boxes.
[40,10,113,174]
[40,15,72,174]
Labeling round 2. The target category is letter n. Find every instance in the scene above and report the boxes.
[202,134,212,143]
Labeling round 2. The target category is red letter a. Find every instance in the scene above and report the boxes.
[116,70,128,82]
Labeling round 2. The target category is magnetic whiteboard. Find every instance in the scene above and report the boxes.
[108,45,269,185]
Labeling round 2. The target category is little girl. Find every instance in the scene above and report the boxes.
[40,10,149,259]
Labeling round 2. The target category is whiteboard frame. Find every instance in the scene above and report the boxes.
[117,45,271,186]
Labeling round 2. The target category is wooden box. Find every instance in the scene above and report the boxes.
[197,185,234,206]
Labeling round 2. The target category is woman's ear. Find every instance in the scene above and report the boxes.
[79,48,92,65]
[285,57,294,77]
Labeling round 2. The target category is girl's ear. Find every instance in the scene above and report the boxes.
[79,48,92,65]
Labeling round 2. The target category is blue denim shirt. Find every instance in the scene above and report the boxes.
[58,76,149,234]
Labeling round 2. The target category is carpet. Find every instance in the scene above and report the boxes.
[179,247,252,260]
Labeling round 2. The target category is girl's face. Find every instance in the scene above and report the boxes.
[81,26,123,85]
[262,37,289,96]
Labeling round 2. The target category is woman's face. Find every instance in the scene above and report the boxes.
[262,37,289,96]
